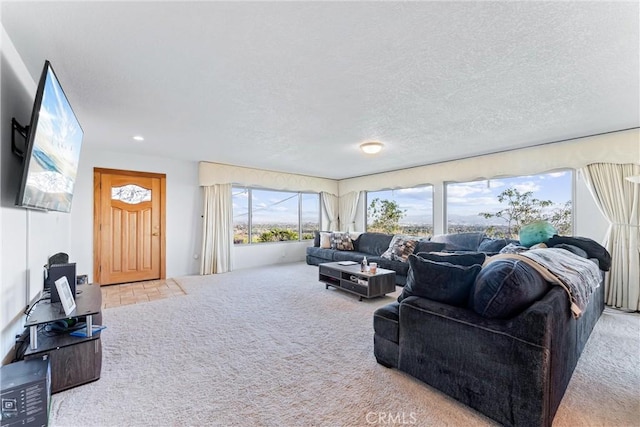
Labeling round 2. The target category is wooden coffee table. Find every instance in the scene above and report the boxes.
[318,262,396,301]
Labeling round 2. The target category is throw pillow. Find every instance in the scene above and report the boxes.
[414,251,486,267]
[313,230,331,247]
[471,259,550,319]
[477,237,520,253]
[519,220,557,247]
[330,232,354,251]
[398,254,482,306]
[319,232,332,249]
[381,235,418,262]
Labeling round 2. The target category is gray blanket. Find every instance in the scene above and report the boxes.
[488,248,601,318]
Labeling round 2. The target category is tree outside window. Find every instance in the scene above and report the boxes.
[447,171,573,238]
[366,186,433,237]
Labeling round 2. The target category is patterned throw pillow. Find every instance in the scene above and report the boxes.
[381,235,418,262]
[331,232,354,251]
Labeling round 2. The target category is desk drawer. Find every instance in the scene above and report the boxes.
[341,280,367,296]
[319,265,341,279]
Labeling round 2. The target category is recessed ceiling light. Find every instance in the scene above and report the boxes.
[132,135,144,141]
[360,141,384,154]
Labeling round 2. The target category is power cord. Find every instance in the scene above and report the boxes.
[24,292,51,317]
[12,328,32,362]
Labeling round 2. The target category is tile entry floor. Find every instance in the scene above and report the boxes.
[101,278,186,309]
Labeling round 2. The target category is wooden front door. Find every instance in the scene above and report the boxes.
[93,168,166,285]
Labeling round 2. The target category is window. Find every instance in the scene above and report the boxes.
[232,187,319,244]
[232,187,249,244]
[446,171,573,238]
[366,186,433,237]
[301,193,320,240]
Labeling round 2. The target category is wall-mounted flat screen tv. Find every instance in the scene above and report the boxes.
[15,60,83,213]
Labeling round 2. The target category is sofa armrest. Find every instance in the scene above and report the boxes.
[396,290,571,427]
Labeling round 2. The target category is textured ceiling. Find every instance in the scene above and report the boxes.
[2,1,639,180]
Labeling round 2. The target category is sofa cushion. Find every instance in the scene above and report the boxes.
[331,232,354,251]
[471,258,550,319]
[430,232,486,251]
[357,232,394,256]
[332,251,368,263]
[414,240,446,254]
[398,254,482,306]
[519,221,557,247]
[371,256,410,277]
[381,235,418,262]
[351,233,363,251]
[477,237,519,253]
[415,251,486,266]
[373,302,400,343]
[306,247,336,261]
[547,235,611,271]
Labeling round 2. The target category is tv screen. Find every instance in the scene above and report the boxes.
[16,60,83,213]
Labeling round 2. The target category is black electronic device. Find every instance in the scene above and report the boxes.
[0,358,51,427]
[44,263,76,304]
[13,60,83,213]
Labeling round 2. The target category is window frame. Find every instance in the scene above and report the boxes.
[365,185,434,237]
[232,186,320,245]
[444,169,575,237]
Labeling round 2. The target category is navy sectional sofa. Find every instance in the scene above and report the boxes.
[373,238,609,427]
[306,232,493,286]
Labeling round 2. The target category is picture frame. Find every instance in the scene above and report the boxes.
[54,276,77,316]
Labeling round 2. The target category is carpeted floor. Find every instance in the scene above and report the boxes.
[49,262,640,426]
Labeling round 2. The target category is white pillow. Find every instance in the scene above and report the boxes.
[320,232,332,249]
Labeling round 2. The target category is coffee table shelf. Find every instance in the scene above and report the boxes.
[319,262,396,301]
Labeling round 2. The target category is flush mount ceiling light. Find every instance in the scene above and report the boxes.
[132,135,145,141]
[360,141,384,154]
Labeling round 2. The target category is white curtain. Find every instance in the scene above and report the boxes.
[339,191,360,232]
[581,163,640,311]
[321,192,339,230]
[200,184,233,275]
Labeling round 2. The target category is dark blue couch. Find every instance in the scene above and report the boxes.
[373,260,605,427]
[306,232,492,286]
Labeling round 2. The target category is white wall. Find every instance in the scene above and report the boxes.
[69,148,202,283]
[233,241,312,270]
[1,28,76,362]
[0,27,203,362]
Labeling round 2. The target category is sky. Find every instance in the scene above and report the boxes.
[233,188,318,225]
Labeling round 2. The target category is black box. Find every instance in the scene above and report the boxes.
[44,263,76,303]
[0,358,50,426]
